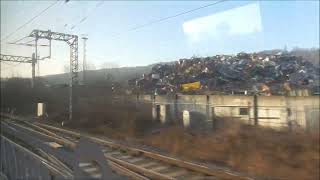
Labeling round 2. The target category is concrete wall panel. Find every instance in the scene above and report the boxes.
[135,94,319,131]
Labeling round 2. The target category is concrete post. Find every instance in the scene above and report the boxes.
[152,94,156,102]
[212,106,217,130]
[159,104,169,124]
[206,95,210,120]
[82,37,88,85]
[174,94,178,118]
[37,103,46,117]
[35,37,38,77]
[152,104,160,121]
[254,94,258,125]
[69,57,73,121]
[183,110,190,127]
[210,96,217,130]
[152,95,159,121]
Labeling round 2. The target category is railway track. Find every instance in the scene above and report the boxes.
[1,115,253,180]
[1,118,145,180]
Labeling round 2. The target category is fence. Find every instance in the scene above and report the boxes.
[0,135,72,180]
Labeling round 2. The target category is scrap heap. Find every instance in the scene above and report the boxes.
[130,52,319,95]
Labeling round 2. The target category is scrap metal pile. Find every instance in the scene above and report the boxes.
[131,52,319,95]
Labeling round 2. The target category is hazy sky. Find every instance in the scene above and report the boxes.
[1,0,319,77]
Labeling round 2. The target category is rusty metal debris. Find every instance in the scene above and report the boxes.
[129,51,319,95]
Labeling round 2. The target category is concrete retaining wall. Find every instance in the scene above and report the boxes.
[137,94,319,131]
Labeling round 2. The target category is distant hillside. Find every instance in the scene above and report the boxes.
[289,48,319,66]
[258,48,319,66]
[44,65,153,85]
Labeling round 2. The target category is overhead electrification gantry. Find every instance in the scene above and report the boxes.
[1,29,79,121]
[29,29,79,86]
[0,54,33,63]
[0,54,37,88]
[29,29,79,121]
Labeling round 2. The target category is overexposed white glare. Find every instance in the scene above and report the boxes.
[183,3,262,43]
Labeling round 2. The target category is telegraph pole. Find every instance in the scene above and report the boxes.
[37,57,40,77]
[35,35,39,77]
[82,36,88,85]
[31,53,36,88]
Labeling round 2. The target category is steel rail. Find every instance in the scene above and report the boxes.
[3,120,76,150]
[4,119,152,179]
[108,161,150,180]
[1,114,252,179]
[35,123,251,179]
[36,148,73,173]
[1,117,151,180]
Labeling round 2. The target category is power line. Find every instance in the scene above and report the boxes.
[23,39,36,44]
[8,42,49,47]
[11,36,29,44]
[111,0,228,38]
[10,35,37,45]
[1,0,60,43]
[70,1,105,30]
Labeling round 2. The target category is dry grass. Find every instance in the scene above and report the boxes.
[4,81,318,179]
[59,101,319,179]
[47,100,319,179]
[141,121,319,179]
[62,101,157,140]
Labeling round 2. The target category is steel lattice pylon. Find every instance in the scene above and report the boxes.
[29,29,79,121]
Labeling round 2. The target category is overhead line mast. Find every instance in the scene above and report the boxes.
[29,29,79,121]
[82,36,88,85]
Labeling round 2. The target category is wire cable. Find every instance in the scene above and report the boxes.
[23,39,36,44]
[1,0,60,43]
[8,42,48,47]
[11,36,30,44]
[70,1,105,30]
[110,0,227,38]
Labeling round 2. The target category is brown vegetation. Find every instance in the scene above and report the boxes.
[1,78,319,179]
[141,121,319,180]
[59,102,319,180]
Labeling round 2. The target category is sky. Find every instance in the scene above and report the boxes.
[0,0,319,78]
